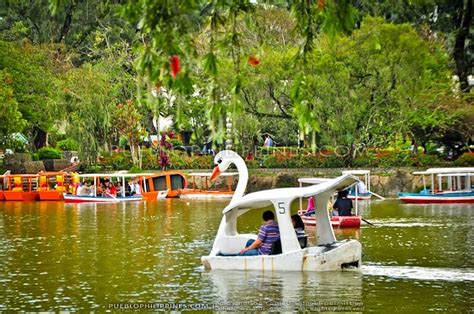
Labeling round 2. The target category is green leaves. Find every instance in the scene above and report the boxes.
[203,52,218,76]
[0,70,27,147]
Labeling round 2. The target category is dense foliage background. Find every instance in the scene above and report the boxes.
[0,0,472,170]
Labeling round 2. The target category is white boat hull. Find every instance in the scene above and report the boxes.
[202,240,361,271]
[64,195,143,203]
[180,192,234,199]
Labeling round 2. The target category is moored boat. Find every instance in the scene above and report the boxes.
[399,168,474,204]
[180,172,238,199]
[342,170,372,200]
[0,174,5,201]
[63,173,146,203]
[141,171,187,200]
[2,174,40,201]
[37,171,70,201]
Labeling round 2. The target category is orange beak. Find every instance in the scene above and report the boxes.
[210,166,221,181]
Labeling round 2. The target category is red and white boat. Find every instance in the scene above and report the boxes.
[297,177,363,228]
[63,173,146,203]
[300,213,362,228]
[399,168,474,204]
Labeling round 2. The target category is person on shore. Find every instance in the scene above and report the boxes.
[263,134,274,147]
[239,210,280,256]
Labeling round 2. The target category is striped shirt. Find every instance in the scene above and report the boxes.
[257,221,280,255]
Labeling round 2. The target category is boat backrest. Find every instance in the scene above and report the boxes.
[298,235,308,249]
[271,239,282,255]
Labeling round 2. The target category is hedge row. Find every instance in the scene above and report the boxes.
[81,149,473,173]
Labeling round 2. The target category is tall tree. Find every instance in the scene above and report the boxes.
[0,70,27,148]
[355,0,473,93]
[0,40,63,149]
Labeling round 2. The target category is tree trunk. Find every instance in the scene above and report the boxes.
[56,1,77,43]
[453,0,472,92]
[32,126,48,149]
[129,140,138,167]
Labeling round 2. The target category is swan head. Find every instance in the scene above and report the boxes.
[210,150,240,181]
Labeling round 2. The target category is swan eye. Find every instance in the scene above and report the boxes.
[217,158,223,164]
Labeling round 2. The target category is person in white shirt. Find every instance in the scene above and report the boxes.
[356,181,368,194]
[76,183,86,196]
[133,181,141,195]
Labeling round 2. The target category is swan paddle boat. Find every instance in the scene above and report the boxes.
[201,150,362,271]
[399,167,474,204]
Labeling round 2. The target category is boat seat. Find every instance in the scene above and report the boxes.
[271,239,282,255]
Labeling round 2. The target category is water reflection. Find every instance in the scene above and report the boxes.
[201,270,363,312]
[0,199,473,311]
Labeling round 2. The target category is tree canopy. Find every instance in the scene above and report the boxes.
[0,0,471,166]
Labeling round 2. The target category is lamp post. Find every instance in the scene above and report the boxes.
[225,114,233,150]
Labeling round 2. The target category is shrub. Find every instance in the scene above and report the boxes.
[454,152,474,167]
[192,155,214,169]
[31,153,39,161]
[410,154,446,167]
[82,164,103,173]
[170,139,183,148]
[353,154,379,167]
[57,138,79,151]
[376,150,411,167]
[129,165,142,173]
[38,147,62,160]
[245,159,260,169]
[99,152,133,170]
[320,155,345,168]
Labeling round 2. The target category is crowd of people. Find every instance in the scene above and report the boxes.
[75,179,142,198]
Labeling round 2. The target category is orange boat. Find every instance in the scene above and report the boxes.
[141,171,188,200]
[0,175,5,201]
[179,172,237,199]
[3,174,40,201]
[37,171,70,201]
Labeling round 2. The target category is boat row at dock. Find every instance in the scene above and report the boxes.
[1,167,472,205]
[0,170,240,203]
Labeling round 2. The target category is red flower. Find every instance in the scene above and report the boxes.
[318,0,325,10]
[170,55,181,79]
[248,55,260,66]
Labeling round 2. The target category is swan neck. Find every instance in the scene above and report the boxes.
[230,157,248,203]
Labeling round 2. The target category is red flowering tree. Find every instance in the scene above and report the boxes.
[157,130,175,170]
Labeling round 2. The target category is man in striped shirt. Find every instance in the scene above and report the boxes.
[239,210,280,256]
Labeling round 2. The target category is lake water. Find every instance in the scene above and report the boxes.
[0,199,472,311]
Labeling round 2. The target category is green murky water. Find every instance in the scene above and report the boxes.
[0,199,472,311]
